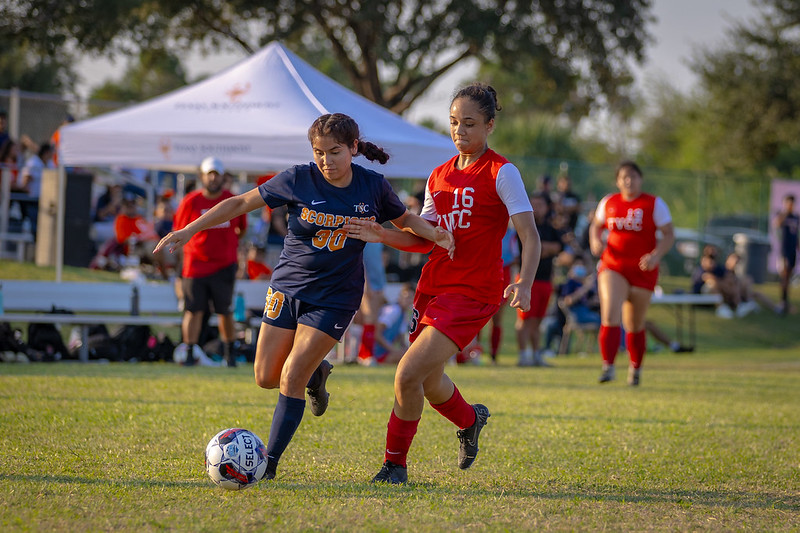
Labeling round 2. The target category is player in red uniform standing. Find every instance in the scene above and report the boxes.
[589,161,674,386]
[173,156,247,367]
[346,83,542,484]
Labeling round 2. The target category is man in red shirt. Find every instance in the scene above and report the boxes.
[173,157,247,366]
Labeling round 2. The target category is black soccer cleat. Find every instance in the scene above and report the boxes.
[457,404,490,470]
[370,460,408,484]
[307,359,333,416]
[263,459,277,481]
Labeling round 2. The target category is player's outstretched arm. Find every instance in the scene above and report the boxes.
[343,212,454,258]
[153,188,264,255]
[504,211,540,312]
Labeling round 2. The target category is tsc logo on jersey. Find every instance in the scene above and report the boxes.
[607,208,644,231]
[354,203,369,214]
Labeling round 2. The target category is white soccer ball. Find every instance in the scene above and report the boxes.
[205,428,268,490]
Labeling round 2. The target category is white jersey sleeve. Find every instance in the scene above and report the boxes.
[496,163,532,216]
[594,194,612,225]
[420,175,438,223]
[654,197,672,227]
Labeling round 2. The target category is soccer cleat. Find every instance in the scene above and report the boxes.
[599,365,615,383]
[264,459,277,481]
[628,366,641,386]
[457,404,491,470]
[307,359,333,416]
[371,460,407,484]
[673,345,694,353]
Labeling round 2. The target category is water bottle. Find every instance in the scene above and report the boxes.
[130,286,140,316]
[234,292,246,322]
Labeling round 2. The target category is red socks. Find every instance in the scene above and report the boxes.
[626,329,646,369]
[384,411,419,467]
[599,325,622,366]
[358,324,375,361]
[490,325,502,358]
[383,386,477,468]
[430,385,476,429]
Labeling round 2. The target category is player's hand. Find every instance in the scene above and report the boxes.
[343,219,384,242]
[504,281,531,312]
[153,229,191,255]
[433,226,455,259]
[639,253,659,271]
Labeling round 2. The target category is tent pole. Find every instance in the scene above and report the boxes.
[55,164,66,282]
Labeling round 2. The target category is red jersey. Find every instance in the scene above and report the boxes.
[246,260,272,280]
[595,192,670,273]
[174,189,246,278]
[114,214,158,244]
[417,150,531,305]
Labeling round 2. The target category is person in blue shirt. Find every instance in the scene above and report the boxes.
[154,113,454,481]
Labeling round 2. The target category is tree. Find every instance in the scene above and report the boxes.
[0,35,74,93]
[688,0,800,176]
[2,1,653,114]
[89,48,189,104]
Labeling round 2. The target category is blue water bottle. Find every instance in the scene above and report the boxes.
[234,292,246,322]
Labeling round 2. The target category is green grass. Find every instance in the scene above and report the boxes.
[1,262,798,531]
[0,259,124,282]
[1,349,798,531]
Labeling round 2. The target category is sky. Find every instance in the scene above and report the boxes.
[76,0,759,127]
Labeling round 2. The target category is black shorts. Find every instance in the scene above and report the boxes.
[781,251,797,272]
[182,263,237,314]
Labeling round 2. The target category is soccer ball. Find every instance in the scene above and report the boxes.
[205,428,268,490]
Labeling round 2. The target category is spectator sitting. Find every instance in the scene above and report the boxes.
[691,246,780,318]
[558,258,601,327]
[245,244,272,280]
[16,141,54,198]
[0,139,19,184]
[541,258,600,355]
[90,192,158,271]
[153,194,177,278]
[372,284,414,365]
[722,252,782,317]
[691,245,734,318]
[153,195,175,238]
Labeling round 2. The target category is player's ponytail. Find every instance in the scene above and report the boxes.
[357,140,390,164]
[308,113,390,165]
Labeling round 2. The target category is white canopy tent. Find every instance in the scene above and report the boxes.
[53,42,457,280]
[59,41,455,177]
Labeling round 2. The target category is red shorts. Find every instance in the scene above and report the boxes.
[599,260,659,291]
[517,279,553,320]
[410,292,500,350]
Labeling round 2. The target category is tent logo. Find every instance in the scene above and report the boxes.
[159,137,172,160]
[227,82,251,103]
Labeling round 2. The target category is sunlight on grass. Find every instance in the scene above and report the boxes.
[0,350,797,531]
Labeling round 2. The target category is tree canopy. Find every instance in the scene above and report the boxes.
[693,0,800,174]
[2,0,653,115]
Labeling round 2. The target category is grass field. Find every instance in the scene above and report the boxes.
[1,346,798,531]
[1,262,798,531]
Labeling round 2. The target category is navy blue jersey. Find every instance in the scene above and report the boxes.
[258,163,407,311]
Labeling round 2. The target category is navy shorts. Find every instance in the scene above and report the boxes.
[261,286,356,341]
